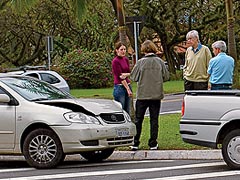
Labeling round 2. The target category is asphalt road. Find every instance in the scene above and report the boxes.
[0,159,239,180]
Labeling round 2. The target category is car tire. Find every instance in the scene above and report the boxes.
[222,129,240,169]
[80,148,115,162]
[23,128,64,169]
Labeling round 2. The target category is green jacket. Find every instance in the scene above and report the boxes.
[130,54,169,100]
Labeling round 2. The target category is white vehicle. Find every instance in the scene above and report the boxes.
[180,90,240,169]
[0,75,136,169]
[7,69,70,93]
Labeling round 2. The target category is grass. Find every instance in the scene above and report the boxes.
[70,80,184,99]
[117,114,208,150]
[70,80,208,150]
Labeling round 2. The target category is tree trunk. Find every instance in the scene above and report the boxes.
[225,0,239,87]
[111,0,135,121]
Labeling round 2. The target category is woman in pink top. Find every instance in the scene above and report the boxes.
[112,42,132,114]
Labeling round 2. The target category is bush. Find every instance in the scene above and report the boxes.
[59,49,113,89]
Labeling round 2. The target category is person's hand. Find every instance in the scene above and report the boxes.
[120,73,129,79]
[127,88,133,97]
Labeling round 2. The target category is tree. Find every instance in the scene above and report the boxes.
[11,0,86,21]
[225,0,238,87]
[125,0,226,74]
[0,0,116,68]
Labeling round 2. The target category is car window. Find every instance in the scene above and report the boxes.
[0,88,6,95]
[0,77,71,101]
[40,73,60,84]
[0,87,9,105]
[25,73,39,79]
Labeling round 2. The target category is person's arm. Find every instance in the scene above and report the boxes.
[121,79,132,97]
[161,59,170,82]
[120,73,130,79]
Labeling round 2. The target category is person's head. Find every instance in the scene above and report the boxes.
[186,30,199,48]
[114,42,126,57]
[140,40,158,54]
[211,40,227,56]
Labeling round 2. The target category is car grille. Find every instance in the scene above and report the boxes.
[107,136,134,145]
[100,113,125,124]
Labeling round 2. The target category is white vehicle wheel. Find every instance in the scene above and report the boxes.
[23,128,64,169]
[222,129,240,169]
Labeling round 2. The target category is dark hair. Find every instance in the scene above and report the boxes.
[114,42,126,56]
[140,40,158,54]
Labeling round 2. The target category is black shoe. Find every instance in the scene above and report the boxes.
[149,144,158,150]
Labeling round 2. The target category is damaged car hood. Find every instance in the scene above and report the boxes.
[38,98,123,115]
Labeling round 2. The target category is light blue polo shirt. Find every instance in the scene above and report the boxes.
[207,52,234,84]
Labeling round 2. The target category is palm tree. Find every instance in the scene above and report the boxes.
[225,0,238,87]
[110,0,127,44]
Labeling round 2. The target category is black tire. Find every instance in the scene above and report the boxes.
[23,128,64,169]
[80,148,114,162]
[222,129,240,169]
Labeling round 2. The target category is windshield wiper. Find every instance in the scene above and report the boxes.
[30,97,49,101]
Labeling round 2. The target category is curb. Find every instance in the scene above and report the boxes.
[0,150,222,162]
[109,150,223,160]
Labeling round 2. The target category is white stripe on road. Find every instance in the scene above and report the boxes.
[0,162,225,180]
[147,171,240,180]
[0,168,34,173]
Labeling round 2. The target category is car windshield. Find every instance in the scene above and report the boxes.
[0,76,72,101]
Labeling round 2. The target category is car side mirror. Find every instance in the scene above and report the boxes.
[0,94,10,103]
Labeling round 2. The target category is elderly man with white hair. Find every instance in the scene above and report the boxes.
[207,40,235,90]
[183,30,212,90]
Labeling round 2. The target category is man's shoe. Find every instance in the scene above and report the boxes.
[149,144,158,150]
[130,146,138,151]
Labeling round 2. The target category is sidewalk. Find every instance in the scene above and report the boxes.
[0,150,223,162]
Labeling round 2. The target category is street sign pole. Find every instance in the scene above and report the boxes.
[46,36,53,70]
[133,21,138,61]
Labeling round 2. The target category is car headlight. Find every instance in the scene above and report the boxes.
[64,112,100,125]
[123,110,132,122]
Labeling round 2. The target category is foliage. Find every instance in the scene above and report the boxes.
[124,0,228,73]
[0,0,116,69]
[59,49,114,89]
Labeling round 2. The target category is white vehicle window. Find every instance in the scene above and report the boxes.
[25,73,39,79]
[40,73,60,84]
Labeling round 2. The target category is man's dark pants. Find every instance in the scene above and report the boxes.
[184,79,208,90]
[134,99,161,148]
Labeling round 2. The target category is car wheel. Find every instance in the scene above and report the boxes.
[80,148,115,162]
[222,129,240,169]
[23,128,64,169]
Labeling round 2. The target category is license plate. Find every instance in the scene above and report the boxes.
[116,128,130,137]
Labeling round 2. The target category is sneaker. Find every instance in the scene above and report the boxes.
[149,144,158,150]
[130,146,138,151]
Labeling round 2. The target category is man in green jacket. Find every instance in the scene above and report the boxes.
[129,40,169,150]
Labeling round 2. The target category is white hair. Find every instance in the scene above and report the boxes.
[212,40,227,52]
[186,30,199,41]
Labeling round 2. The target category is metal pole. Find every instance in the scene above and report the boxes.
[133,21,138,61]
[48,51,51,70]
[47,36,53,70]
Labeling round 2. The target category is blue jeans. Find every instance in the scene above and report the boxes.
[211,84,232,90]
[113,84,131,114]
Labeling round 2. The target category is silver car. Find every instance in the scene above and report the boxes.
[7,70,70,93]
[0,75,136,169]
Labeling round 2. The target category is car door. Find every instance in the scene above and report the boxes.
[0,88,16,149]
